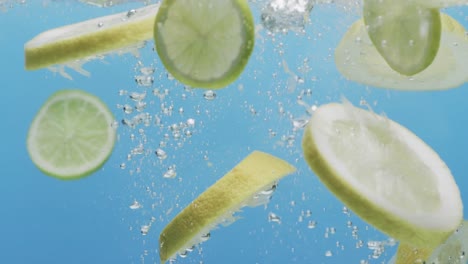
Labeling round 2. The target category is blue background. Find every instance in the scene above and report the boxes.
[1,1,467,263]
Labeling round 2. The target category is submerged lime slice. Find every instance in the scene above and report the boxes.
[25,4,159,70]
[363,0,441,75]
[302,101,463,248]
[159,151,295,263]
[154,0,255,89]
[27,90,116,180]
[335,13,468,90]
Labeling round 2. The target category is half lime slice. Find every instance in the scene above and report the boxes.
[159,151,295,262]
[335,13,468,90]
[27,90,116,180]
[25,4,159,70]
[154,0,255,89]
[302,101,463,248]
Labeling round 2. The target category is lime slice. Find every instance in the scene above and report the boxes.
[363,0,441,75]
[27,89,116,180]
[302,101,463,248]
[25,4,160,70]
[335,13,468,90]
[159,151,295,262]
[154,0,255,89]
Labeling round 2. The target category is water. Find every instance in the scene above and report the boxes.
[2,1,468,264]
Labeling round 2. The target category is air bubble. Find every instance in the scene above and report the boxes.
[155,148,167,160]
[140,225,150,235]
[129,200,142,210]
[163,165,177,179]
[268,212,281,224]
[203,90,216,100]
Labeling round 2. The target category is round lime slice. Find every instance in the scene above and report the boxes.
[159,151,296,262]
[363,0,441,76]
[25,4,160,70]
[302,101,463,248]
[27,90,116,180]
[335,13,468,90]
[154,0,255,89]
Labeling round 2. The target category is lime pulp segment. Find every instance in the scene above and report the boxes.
[159,151,296,263]
[302,101,463,247]
[27,89,116,180]
[25,3,160,70]
[154,0,255,89]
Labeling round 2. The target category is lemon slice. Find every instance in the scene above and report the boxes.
[154,0,255,89]
[335,13,468,90]
[363,0,441,75]
[159,151,295,262]
[302,101,463,248]
[27,90,116,180]
[25,3,159,70]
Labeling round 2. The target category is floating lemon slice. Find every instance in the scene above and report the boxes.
[412,0,468,8]
[154,0,255,89]
[27,90,116,180]
[302,101,463,249]
[25,4,159,70]
[159,151,295,263]
[335,13,468,90]
[363,0,441,75]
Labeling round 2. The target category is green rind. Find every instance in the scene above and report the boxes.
[154,0,255,89]
[301,104,460,248]
[159,151,296,262]
[27,89,116,180]
[25,4,159,70]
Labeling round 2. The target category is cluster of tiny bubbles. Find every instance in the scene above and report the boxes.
[260,0,314,34]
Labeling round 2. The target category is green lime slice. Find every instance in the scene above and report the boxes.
[363,0,441,76]
[27,90,116,180]
[154,0,255,89]
[25,4,160,70]
[302,101,463,248]
[335,13,468,90]
[159,151,296,263]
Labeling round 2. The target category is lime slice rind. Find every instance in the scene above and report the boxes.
[302,101,463,247]
[25,3,159,71]
[159,151,295,262]
[154,0,255,89]
[335,13,468,91]
[27,90,116,180]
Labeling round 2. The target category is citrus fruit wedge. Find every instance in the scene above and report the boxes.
[363,0,441,75]
[301,101,463,248]
[335,13,468,91]
[27,89,116,180]
[154,0,255,89]
[25,3,160,70]
[159,151,295,263]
